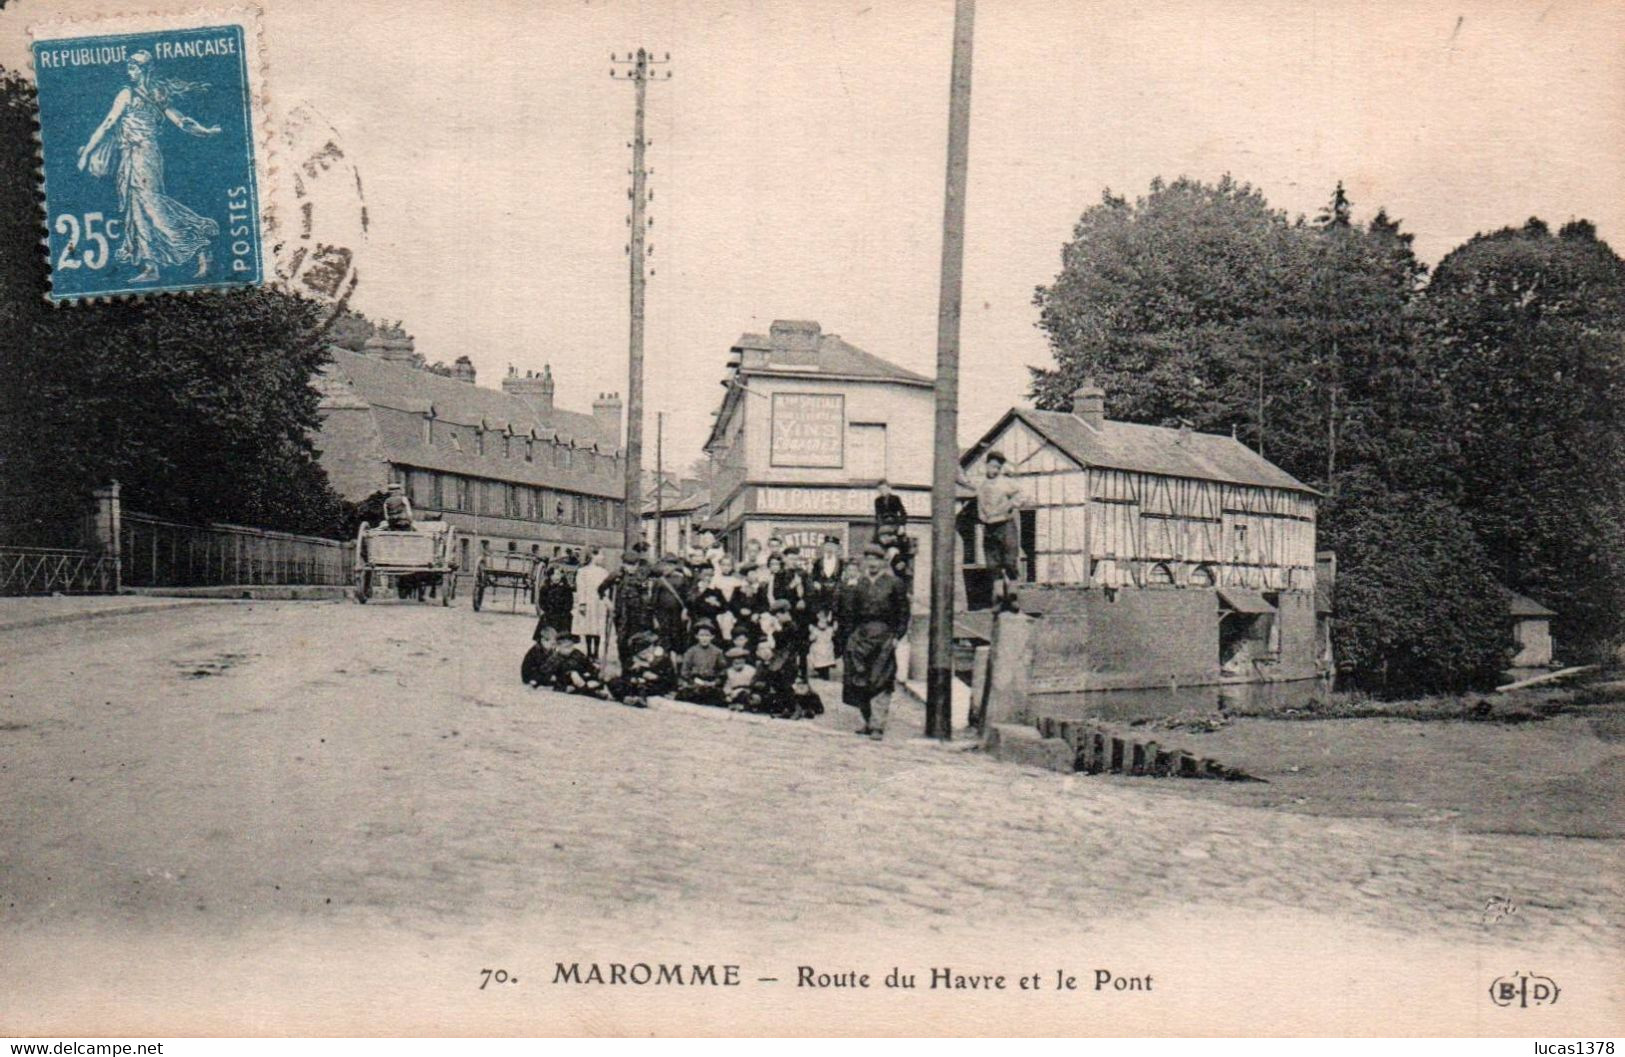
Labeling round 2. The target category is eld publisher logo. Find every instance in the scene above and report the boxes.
[1489,971,1560,1008]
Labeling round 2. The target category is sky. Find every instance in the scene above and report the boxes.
[5,0,1622,469]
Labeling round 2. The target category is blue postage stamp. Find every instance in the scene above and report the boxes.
[31,16,266,301]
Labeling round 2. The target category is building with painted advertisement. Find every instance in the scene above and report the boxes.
[702,320,935,585]
[960,380,1329,695]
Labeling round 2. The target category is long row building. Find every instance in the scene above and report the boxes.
[313,332,627,573]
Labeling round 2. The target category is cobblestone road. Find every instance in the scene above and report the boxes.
[2,600,1619,1034]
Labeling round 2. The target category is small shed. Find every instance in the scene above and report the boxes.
[1504,589,1557,667]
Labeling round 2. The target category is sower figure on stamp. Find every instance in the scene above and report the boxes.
[957,450,1025,611]
[77,51,221,283]
[838,542,911,740]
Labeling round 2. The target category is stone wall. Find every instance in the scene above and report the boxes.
[1273,588,1319,680]
[1023,585,1220,692]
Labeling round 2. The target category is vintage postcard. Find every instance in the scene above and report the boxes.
[0,0,1620,1040]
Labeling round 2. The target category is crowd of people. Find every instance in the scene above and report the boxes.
[518,528,914,738]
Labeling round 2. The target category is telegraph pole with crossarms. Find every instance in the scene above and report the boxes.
[610,48,671,555]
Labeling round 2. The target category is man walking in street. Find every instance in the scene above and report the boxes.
[957,450,1025,611]
[838,542,911,740]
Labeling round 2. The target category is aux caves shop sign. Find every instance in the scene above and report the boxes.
[770,393,844,469]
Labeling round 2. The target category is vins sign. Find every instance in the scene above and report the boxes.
[771,393,844,468]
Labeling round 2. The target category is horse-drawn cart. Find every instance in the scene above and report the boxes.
[471,550,543,613]
[353,520,459,605]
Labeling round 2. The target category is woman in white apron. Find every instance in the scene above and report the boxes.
[572,550,610,660]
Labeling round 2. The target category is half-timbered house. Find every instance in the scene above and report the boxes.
[960,381,1327,691]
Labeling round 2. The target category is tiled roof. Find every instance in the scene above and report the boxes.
[730,330,931,385]
[323,347,616,449]
[665,488,709,514]
[991,409,1317,494]
[642,486,709,518]
[319,349,624,498]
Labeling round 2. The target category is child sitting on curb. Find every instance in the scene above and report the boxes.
[723,647,757,711]
[748,640,795,715]
[522,625,563,689]
[609,631,675,709]
[786,676,825,720]
[553,633,610,699]
[677,621,727,705]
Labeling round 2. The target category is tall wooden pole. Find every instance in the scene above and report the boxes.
[611,48,670,555]
[926,0,976,741]
[655,410,665,557]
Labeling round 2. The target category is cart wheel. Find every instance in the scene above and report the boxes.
[472,573,485,612]
[533,580,545,616]
[355,569,371,604]
[441,575,452,607]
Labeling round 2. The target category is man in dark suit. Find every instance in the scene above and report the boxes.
[873,480,907,535]
[806,535,846,619]
[838,542,911,740]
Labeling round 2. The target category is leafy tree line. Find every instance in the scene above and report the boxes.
[0,67,347,539]
[1032,176,1625,692]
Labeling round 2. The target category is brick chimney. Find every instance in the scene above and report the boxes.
[768,320,822,365]
[1072,378,1105,429]
[364,331,420,367]
[501,364,555,411]
[593,391,623,445]
[451,355,476,385]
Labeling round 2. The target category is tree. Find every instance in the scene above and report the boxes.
[1418,219,1625,660]
[1030,177,1430,496]
[1321,472,1510,694]
[0,67,346,538]
[1031,176,1299,448]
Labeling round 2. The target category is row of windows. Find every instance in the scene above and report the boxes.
[427,419,619,478]
[398,468,623,530]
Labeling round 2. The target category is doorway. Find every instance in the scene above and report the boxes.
[1019,509,1038,583]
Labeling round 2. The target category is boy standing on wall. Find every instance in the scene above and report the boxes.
[957,451,1024,611]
